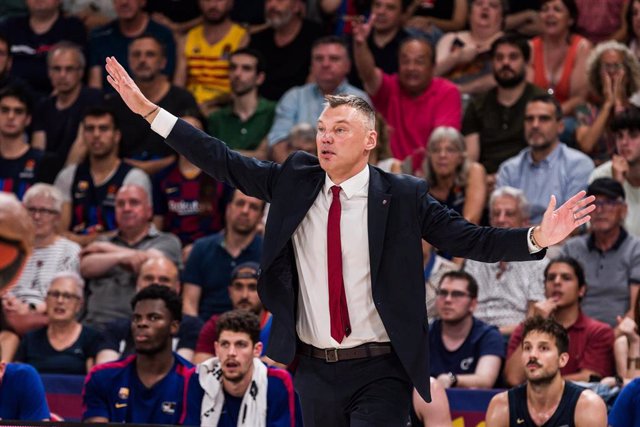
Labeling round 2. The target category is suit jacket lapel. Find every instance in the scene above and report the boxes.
[368,166,391,291]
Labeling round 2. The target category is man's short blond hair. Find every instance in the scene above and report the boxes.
[324,94,376,131]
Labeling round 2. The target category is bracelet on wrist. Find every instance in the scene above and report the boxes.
[142,106,159,120]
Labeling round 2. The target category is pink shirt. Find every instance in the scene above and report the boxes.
[575,0,625,43]
[371,74,461,160]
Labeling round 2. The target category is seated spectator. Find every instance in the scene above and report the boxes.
[590,107,640,236]
[153,112,231,248]
[607,309,640,386]
[1,184,80,361]
[424,126,486,225]
[576,41,640,164]
[106,33,198,176]
[528,0,591,117]
[465,187,547,335]
[0,0,86,98]
[423,240,459,322]
[88,0,176,91]
[561,178,640,327]
[96,256,203,364]
[0,85,43,200]
[80,184,182,329]
[486,316,608,427]
[463,34,546,181]
[250,0,323,101]
[182,189,264,322]
[268,36,369,163]
[346,0,411,88]
[504,257,615,386]
[184,310,302,426]
[0,192,34,293]
[0,355,50,420]
[284,123,318,158]
[31,42,104,182]
[574,0,627,44]
[405,0,468,39]
[174,0,248,114]
[54,106,151,247]
[434,0,504,95]
[83,285,195,423]
[207,48,275,159]
[146,0,202,36]
[410,377,453,427]
[497,94,594,224]
[0,35,32,94]
[429,271,504,389]
[15,272,102,375]
[193,262,271,363]
[609,376,640,427]
[353,26,461,160]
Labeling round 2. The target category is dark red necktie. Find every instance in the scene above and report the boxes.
[328,186,351,343]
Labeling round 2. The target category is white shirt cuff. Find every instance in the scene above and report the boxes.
[527,227,544,254]
[150,108,178,139]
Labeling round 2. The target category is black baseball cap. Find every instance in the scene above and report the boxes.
[587,178,625,200]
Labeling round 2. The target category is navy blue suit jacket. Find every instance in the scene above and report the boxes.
[165,118,544,401]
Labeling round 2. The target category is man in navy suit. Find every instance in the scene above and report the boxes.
[105,56,595,427]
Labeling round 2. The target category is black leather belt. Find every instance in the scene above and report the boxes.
[297,342,392,363]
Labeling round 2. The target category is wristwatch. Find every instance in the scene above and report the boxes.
[447,371,458,387]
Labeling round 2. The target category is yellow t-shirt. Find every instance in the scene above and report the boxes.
[184,23,247,104]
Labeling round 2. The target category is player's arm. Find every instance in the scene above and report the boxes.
[574,389,607,427]
[484,391,510,427]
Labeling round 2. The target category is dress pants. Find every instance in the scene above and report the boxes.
[294,349,412,427]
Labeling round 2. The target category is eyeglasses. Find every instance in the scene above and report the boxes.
[436,289,471,299]
[47,291,81,301]
[593,199,623,209]
[27,207,58,216]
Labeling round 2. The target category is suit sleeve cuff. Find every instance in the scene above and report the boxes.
[150,108,178,138]
[527,227,544,254]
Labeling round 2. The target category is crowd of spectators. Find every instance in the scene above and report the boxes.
[1,0,640,424]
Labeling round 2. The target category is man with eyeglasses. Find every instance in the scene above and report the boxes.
[0,85,43,200]
[31,42,104,182]
[561,178,640,327]
[192,262,272,364]
[54,106,151,247]
[496,94,594,224]
[428,271,504,389]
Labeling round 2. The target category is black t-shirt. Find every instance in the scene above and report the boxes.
[249,20,324,101]
[146,0,201,23]
[106,85,198,160]
[231,0,265,25]
[33,87,104,182]
[0,14,87,97]
[16,325,103,375]
[412,0,454,19]
[508,0,541,14]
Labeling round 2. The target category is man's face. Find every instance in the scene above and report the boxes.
[521,331,567,385]
[371,0,404,34]
[544,262,584,309]
[0,40,11,79]
[492,43,526,88]
[590,194,626,233]
[265,0,298,29]
[616,128,640,164]
[316,105,376,182]
[48,49,83,95]
[132,298,178,355]
[229,273,262,314]
[199,0,233,24]
[225,191,264,235]
[215,330,262,383]
[435,277,476,324]
[25,194,60,241]
[129,38,166,83]
[115,186,152,232]
[229,53,263,96]
[136,259,180,292]
[398,40,433,95]
[0,96,30,139]
[311,43,351,92]
[524,101,562,152]
[114,0,145,21]
[489,195,527,228]
[82,114,120,158]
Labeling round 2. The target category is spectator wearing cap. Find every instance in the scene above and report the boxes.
[193,262,272,364]
[561,178,640,327]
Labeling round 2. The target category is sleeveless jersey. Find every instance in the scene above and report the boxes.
[184,23,247,104]
[508,381,584,427]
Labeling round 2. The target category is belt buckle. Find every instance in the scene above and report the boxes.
[325,348,339,363]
